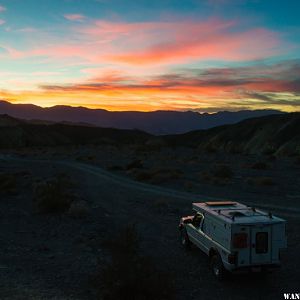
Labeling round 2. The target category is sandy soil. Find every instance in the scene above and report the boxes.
[0,147,300,300]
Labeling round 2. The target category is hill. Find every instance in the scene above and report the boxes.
[0,113,299,156]
[0,115,150,148]
[165,113,300,156]
[0,100,283,135]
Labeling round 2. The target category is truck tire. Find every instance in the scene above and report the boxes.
[180,228,191,249]
[211,254,227,280]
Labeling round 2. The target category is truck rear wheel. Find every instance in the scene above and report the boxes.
[180,228,191,249]
[211,254,227,280]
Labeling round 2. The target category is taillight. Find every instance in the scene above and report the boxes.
[233,233,248,248]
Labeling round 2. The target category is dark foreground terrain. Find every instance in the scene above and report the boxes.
[0,146,300,300]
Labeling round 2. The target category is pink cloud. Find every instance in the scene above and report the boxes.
[0,5,6,12]
[0,19,5,25]
[0,45,24,58]
[106,26,279,65]
[64,14,86,22]
[2,18,284,67]
[77,18,281,65]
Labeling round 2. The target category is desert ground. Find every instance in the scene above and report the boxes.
[0,145,300,300]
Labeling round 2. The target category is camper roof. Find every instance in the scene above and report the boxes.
[192,201,285,224]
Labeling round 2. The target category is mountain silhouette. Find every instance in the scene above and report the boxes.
[0,100,283,135]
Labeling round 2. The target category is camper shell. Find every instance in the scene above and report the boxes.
[179,201,287,278]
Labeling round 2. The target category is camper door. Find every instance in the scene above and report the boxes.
[250,225,272,264]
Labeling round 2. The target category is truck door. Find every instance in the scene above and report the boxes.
[186,214,209,254]
[250,225,272,264]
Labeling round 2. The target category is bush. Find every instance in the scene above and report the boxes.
[203,144,217,153]
[106,165,124,171]
[152,198,170,213]
[262,145,276,155]
[184,181,194,190]
[134,168,183,184]
[133,170,153,182]
[68,200,89,218]
[246,177,275,186]
[201,171,212,182]
[0,173,17,194]
[126,159,143,170]
[251,162,268,170]
[256,177,275,186]
[96,225,174,300]
[33,173,73,213]
[212,164,233,179]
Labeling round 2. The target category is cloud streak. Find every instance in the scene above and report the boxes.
[40,60,300,92]
[64,14,86,22]
[27,60,298,111]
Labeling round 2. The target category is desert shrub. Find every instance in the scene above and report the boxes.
[0,173,17,193]
[145,138,167,151]
[68,200,89,218]
[87,155,96,161]
[33,174,73,213]
[201,171,212,182]
[267,155,277,162]
[246,177,275,186]
[212,177,231,185]
[134,170,153,182]
[256,177,275,186]
[152,198,170,213]
[134,168,182,184]
[295,156,300,165]
[245,177,255,185]
[212,164,233,179]
[76,155,95,162]
[126,159,143,170]
[200,165,232,185]
[184,181,193,190]
[203,143,217,153]
[106,165,124,171]
[150,169,182,184]
[97,225,174,300]
[262,144,276,155]
[251,162,268,170]
[184,158,199,166]
[228,146,243,154]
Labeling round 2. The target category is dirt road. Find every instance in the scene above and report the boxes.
[3,154,299,214]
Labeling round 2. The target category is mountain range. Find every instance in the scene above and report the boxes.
[1,112,299,156]
[0,100,283,135]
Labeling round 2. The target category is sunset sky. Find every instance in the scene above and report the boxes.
[0,0,299,112]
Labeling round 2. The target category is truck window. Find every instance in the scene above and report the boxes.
[201,218,206,233]
[192,213,203,228]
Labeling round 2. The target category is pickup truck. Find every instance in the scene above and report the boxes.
[179,201,287,279]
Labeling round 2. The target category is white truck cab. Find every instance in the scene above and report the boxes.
[179,201,287,279]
